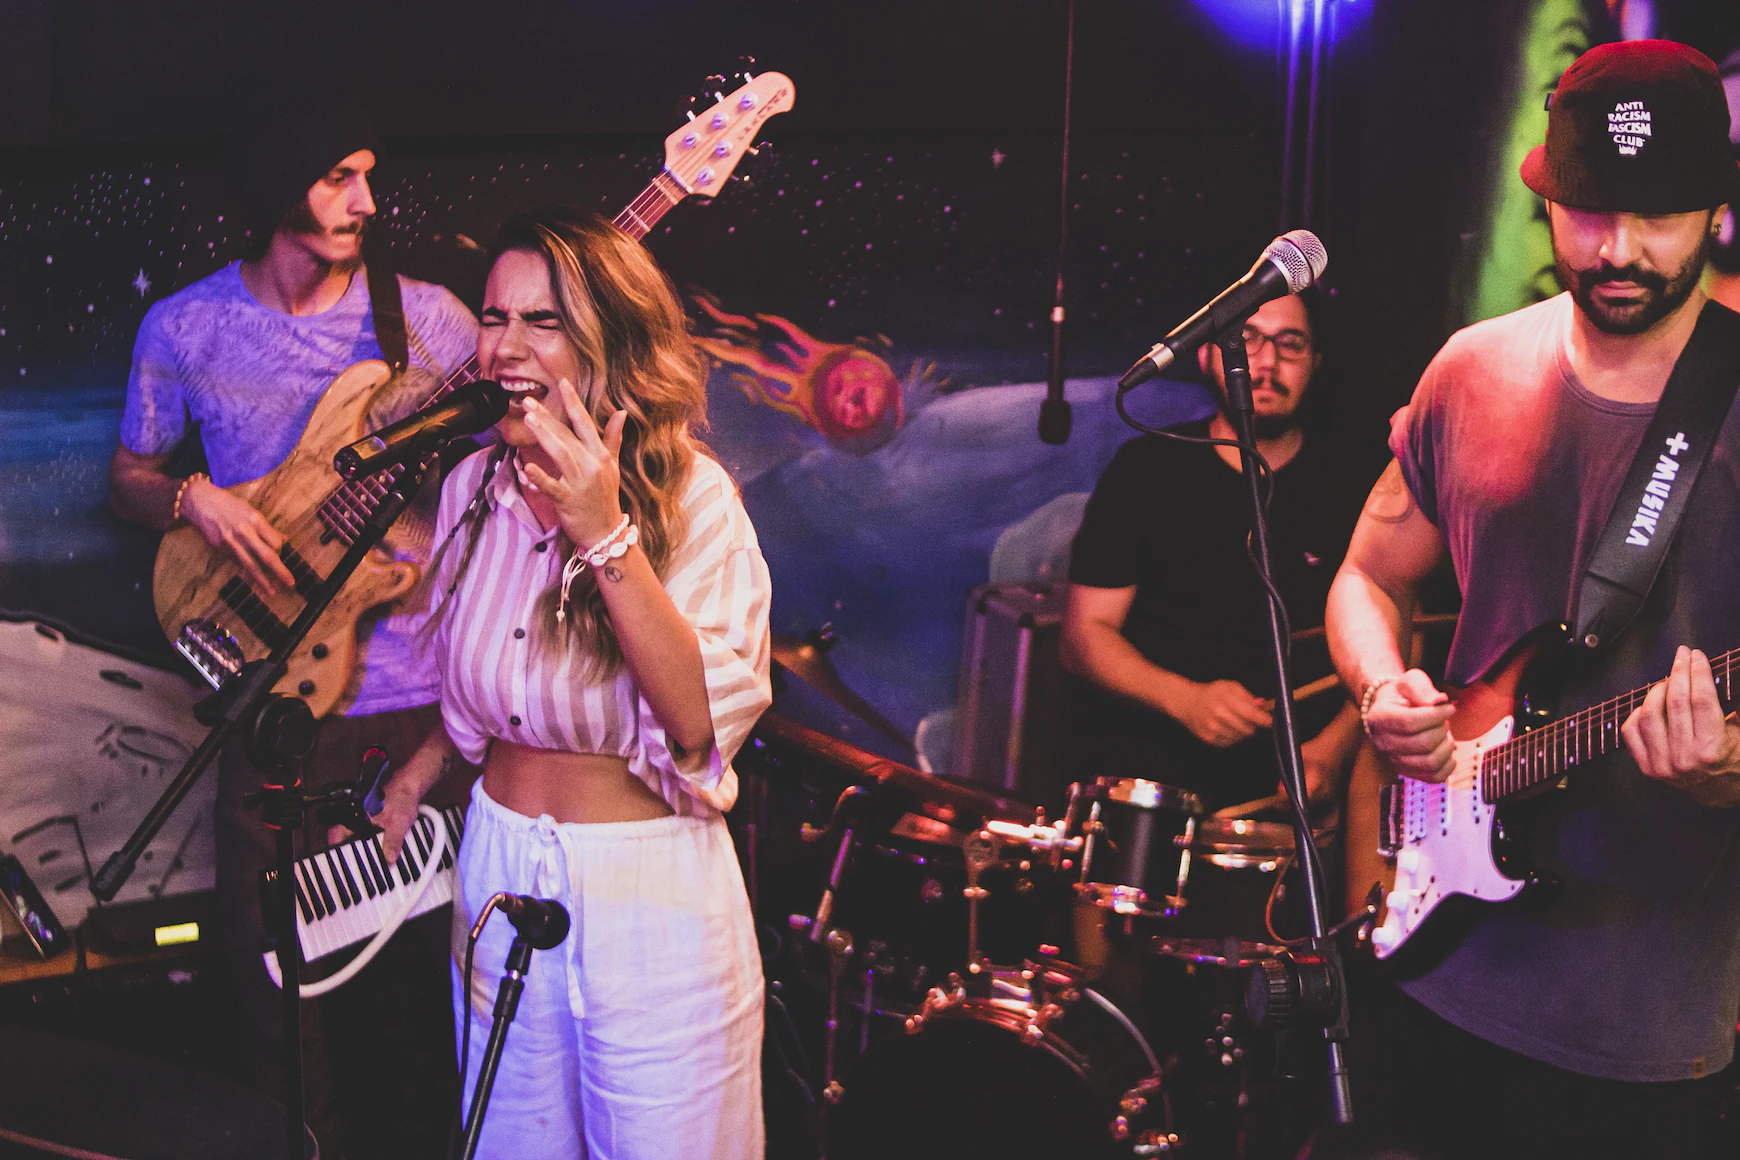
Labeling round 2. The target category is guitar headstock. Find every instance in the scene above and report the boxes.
[663,70,795,197]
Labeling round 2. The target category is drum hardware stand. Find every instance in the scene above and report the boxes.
[821,927,855,1107]
[89,459,433,1160]
[1213,329,1354,1124]
[961,830,999,974]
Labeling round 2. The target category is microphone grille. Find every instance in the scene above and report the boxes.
[1265,229,1329,292]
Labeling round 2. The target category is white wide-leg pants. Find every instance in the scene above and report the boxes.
[451,781,765,1159]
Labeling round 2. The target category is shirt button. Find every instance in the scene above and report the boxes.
[510,715,522,726]
[514,628,526,639]
[534,541,548,553]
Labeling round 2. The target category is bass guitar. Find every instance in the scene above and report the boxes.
[1366,621,1738,957]
[152,71,794,717]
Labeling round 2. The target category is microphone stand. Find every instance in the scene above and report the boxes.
[90,458,433,1160]
[456,934,535,1160]
[1214,330,1354,1125]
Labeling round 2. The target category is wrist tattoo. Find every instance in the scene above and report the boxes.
[603,564,624,583]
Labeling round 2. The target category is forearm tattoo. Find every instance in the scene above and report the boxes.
[1364,460,1417,525]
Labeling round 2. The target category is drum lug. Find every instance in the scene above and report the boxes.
[1022,1001,1065,1046]
[903,980,965,1034]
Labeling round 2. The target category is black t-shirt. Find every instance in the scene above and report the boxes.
[1068,422,1374,807]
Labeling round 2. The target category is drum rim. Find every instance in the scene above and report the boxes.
[1190,816,1336,855]
[1091,777,1205,814]
[902,996,1094,1080]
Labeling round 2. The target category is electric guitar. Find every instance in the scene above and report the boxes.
[1366,621,1739,958]
[152,71,795,717]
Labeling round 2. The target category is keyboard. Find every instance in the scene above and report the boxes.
[262,804,466,963]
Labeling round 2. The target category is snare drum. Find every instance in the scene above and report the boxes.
[1177,816,1339,943]
[1069,778,1205,918]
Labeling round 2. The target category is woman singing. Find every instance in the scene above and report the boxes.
[368,208,771,1157]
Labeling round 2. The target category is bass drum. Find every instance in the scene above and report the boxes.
[827,963,1175,1160]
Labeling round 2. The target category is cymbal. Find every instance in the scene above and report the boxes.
[772,630,915,755]
[749,712,1034,827]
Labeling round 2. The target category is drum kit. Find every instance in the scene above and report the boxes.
[741,710,1351,1160]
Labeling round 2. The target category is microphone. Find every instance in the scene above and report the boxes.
[1118,230,1327,391]
[495,894,571,951]
[333,379,511,479]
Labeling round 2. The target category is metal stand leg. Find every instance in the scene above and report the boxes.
[456,937,535,1160]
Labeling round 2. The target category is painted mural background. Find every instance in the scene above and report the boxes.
[3,0,1737,774]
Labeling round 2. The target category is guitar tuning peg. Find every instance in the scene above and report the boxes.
[745,146,760,158]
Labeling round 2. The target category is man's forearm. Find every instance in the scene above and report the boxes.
[1062,621,1193,719]
[1326,566,1415,699]
[109,461,182,531]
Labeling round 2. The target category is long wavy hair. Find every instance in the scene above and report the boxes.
[431,208,709,676]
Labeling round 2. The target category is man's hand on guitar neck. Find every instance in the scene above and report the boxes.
[1622,646,1740,808]
[179,478,297,596]
[1364,670,1456,782]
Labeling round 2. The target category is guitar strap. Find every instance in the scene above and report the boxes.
[364,247,410,375]
[1572,301,1740,653]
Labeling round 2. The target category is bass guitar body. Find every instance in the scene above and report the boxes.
[1366,624,1573,959]
[151,360,432,719]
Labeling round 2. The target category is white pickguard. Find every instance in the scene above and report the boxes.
[1369,715,1528,959]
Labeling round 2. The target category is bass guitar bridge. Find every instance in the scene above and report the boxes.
[173,618,243,691]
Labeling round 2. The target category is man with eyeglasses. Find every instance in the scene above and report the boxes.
[1061,290,1371,814]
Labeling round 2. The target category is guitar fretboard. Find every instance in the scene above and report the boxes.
[313,168,689,539]
[1479,646,1740,801]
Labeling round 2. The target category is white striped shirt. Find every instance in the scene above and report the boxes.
[426,446,772,815]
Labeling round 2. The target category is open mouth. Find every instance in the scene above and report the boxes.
[499,378,550,408]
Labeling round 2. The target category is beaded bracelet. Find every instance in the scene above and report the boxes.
[556,515,639,623]
[172,472,208,524]
[1359,674,1403,735]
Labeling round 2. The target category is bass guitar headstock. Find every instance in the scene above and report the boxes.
[664,68,794,196]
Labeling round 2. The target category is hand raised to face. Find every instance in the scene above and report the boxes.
[519,376,629,549]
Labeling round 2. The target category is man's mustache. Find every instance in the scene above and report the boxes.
[1575,262,1667,296]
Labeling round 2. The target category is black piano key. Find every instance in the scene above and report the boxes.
[309,857,337,915]
[410,820,431,866]
[360,839,389,894]
[297,864,326,919]
[323,852,351,909]
[403,827,425,882]
[333,847,362,903]
[394,841,414,887]
[345,845,374,899]
[291,870,314,925]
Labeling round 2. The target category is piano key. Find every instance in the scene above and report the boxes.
[359,839,388,894]
[333,847,362,904]
[309,856,337,915]
[291,870,314,925]
[347,845,375,899]
[324,851,351,909]
[294,864,322,920]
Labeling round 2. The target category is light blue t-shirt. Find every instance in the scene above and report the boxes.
[121,261,478,717]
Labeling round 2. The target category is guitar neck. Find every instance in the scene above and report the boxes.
[1480,645,1740,800]
[613,171,689,240]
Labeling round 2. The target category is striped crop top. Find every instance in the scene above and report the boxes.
[424,445,773,815]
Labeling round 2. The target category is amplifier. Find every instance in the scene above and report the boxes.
[951,583,1072,812]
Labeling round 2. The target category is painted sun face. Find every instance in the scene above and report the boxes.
[818,353,898,434]
[694,299,907,453]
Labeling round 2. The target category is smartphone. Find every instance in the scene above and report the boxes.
[0,854,71,959]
